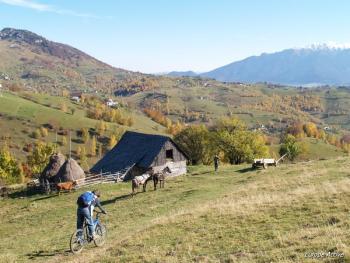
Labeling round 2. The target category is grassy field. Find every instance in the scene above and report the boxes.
[1,158,350,262]
[269,137,346,161]
[0,91,165,165]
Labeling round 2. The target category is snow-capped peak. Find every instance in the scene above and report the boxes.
[304,42,350,50]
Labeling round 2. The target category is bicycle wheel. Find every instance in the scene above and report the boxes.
[70,229,85,254]
[93,223,107,247]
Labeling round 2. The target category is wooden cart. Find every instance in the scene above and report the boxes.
[252,154,287,169]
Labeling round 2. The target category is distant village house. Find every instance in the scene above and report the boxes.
[106,98,118,107]
[70,91,83,102]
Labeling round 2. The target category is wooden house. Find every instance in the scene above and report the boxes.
[90,131,188,180]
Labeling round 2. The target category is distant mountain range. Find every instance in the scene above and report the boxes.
[0,28,141,93]
[167,71,198,77]
[168,44,350,86]
[3,27,350,88]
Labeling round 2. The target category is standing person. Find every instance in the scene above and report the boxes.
[214,154,220,172]
[76,190,106,240]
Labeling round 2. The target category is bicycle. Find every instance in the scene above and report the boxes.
[70,211,107,254]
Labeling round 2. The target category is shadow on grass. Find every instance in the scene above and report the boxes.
[7,188,41,199]
[236,167,254,173]
[26,249,70,260]
[32,194,58,202]
[101,193,132,205]
[189,171,212,176]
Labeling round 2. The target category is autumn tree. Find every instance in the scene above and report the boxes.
[40,127,49,137]
[318,129,326,141]
[62,89,70,97]
[213,118,268,164]
[76,146,82,157]
[174,125,212,165]
[96,121,107,136]
[79,146,88,170]
[108,134,117,150]
[62,136,67,146]
[286,122,305,138]
[303,122,319,138]
[81,128,90,143]
[60,102,68,113]
[90,136,97,157]
[167,121,184,135]
[27,142,57,175]
[0,145,23,184]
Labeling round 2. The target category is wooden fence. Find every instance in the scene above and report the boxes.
[23,164,135,194]
[53,163,134,188]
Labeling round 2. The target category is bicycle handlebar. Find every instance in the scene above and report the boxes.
[94,211,106,218]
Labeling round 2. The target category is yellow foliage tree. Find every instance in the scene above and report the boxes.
[303,122,319,138]
[90,136,97,157]
[60,102,68,113]
[108,134,117,150]
[0,145,23,184]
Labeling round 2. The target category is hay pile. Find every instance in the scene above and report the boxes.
[41,154,85,183]
[54,158,85,183]
[40,153,66,180]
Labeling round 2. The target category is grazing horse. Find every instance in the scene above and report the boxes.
[56,181,77,195]
[146,166,171,191]
[131,173,151,195]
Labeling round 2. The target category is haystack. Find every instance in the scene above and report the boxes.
[54,158,85,183]
[40,153,66,180]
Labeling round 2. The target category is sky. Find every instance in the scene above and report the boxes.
[0,0,350,73]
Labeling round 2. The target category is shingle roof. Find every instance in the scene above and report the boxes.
[90,131,175,174]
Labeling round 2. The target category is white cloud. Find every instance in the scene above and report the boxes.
[0,0,107,19]
[0,0,50,11]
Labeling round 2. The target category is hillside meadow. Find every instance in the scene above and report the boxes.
[1,158,350,262]
[0,91,165,166]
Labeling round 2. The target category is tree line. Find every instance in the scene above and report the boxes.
[174,117,268,165]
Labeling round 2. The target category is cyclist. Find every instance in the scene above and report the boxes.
[76,189,107,240]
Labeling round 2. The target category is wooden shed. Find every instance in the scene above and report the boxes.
[90,131,188,180]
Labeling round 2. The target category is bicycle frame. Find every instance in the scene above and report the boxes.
[83,212,102,237]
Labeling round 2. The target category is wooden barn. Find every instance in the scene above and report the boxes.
[90,131,188,180]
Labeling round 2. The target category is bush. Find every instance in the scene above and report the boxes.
[0,146,23,184]
[31,129,41,139]
[279,134,302,161]
[40,127,49,137]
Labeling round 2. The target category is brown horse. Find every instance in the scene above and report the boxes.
[145,167,171,191]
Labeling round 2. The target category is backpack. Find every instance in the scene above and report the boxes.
[77,191,94,207]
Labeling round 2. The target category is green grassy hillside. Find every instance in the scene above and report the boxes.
[269,137,345,161]
[0,90,346,169]
[125,78,350,133]
[0,91,165,165]
[1,158,350,262]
